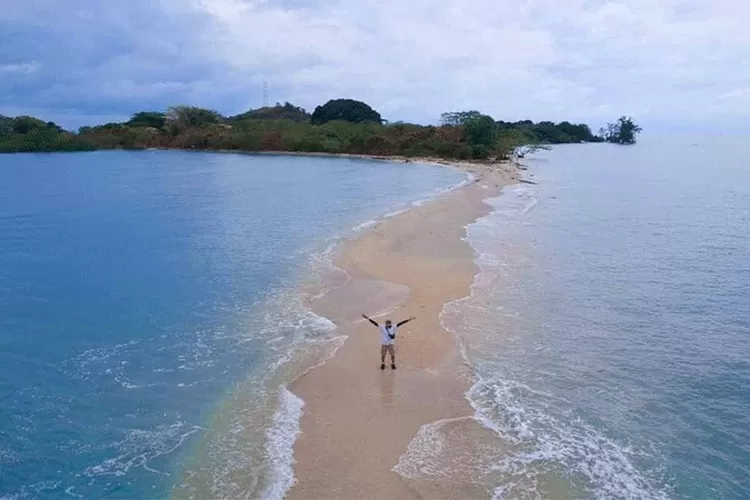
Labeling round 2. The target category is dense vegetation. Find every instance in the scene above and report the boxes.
[231,102,310,122]
[0,115,94,152]
[600,116,642,145]
[1,99,639,158]
[311,99,382,125]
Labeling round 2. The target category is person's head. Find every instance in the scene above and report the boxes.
[385,319,392,328]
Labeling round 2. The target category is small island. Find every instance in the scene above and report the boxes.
[0,99,641,157]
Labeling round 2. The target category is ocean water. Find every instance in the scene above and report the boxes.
[405,135,749,499]
[0,150,466,499]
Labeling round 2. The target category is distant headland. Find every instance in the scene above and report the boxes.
[0,99,641,157]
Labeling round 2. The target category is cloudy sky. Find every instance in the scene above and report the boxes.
[1,0,748,130]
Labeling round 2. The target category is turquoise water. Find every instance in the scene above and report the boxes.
[3,142,749,499]
[409,136,749,499]
[0,151,465,499]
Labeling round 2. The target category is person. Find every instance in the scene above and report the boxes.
[362,313,416,370]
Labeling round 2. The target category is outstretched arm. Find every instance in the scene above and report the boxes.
[362,313,379,327]
[396,317,416,328]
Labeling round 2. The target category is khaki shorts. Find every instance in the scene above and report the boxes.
[380,344,395,356]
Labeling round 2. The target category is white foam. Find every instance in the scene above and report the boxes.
[409,175,473,208]
[383,208,409,218]
[392,416,474,479]
[521,197,539,215]
[115,377,143,389]
[255,291,337,342]
[64,486,84,498]
[483,406,674,499]
[257,290,341,376]
[435,178,675,500]
[296,334,348,377]
[84,421,204,479]
[306,241,351,301]
[351,219,378,232]
[261,387,304,500]
[180,285,347,499]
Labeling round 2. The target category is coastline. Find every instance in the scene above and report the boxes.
[168,153,488,500]
[141,147,506,169]
[287,159,520,498]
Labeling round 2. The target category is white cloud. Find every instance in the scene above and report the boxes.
[719,88,750,100]
[0,62,39,75]
[3,0,749,128]
[167,0,750,126]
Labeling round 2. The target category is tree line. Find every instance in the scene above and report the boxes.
[0,99,641,156]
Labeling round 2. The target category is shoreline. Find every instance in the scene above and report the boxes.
[286,160,520,498]
[114,146,510,169]
[44,146,515,185]
[159,150,508,500]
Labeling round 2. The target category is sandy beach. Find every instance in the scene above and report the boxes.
[287,160,520,499]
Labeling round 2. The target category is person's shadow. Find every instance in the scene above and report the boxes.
[380,370,396,406]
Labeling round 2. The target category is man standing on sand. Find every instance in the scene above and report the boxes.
[362,313,416,370]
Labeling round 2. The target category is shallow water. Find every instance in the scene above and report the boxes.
[402,136,750,499]
[0,151,465,499]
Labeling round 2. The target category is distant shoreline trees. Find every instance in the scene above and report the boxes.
[0,99,640,157]
[231,102,310,122]
[599,116,642,145]
[311,99,383,125]
[0,114,93,152]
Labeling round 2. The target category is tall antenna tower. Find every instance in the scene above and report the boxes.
[262,81,269,108]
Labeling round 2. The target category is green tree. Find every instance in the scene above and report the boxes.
[0,127,93,152]
[600,116,642,145]
[2,105,606,157]
[494,129,530,160]
[310,99,382,125]
[0,115,14,134]
[440,111,483,126]
[166,106,222,128]
[11,116,49,134]
[232,102,310,122]
[127,111,166,128]
[463,114,497,148]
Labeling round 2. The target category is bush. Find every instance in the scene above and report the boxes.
[463,115,497,147]
[0,105,604,156]
[471,144,490,159]
[456,145,473,160]
[311,99,382,125]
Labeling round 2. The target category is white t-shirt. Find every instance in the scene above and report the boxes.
[379,325,398,345]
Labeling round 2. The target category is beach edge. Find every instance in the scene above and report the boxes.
[286,159,520,498]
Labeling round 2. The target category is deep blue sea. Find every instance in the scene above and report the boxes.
[417,135,749,499]
[0,151,466,499]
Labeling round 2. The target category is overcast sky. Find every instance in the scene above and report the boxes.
[1,0,748,130]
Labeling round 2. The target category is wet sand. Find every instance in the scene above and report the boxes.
[288,161,520,499]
